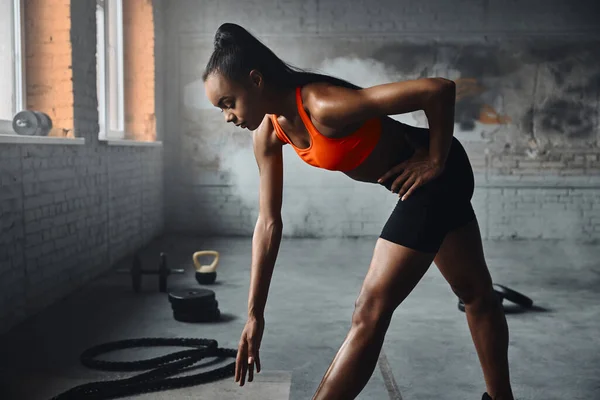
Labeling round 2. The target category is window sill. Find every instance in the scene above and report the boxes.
[0,133,85,145]
[100,138,163,147]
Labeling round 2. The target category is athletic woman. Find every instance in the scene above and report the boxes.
[202,23,515,400]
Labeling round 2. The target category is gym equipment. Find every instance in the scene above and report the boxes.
[48,337,237,399]
[173,308,221,323]
[168,288,221,323]
[493,283,534,308]
[117,252,185,293]
[168,288,216,307]
[193,250,220,285]
[12,110,52,136]
[457,284,534,312]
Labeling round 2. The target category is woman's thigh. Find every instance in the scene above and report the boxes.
[354,238,436,319]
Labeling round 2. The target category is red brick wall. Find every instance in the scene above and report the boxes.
[24,0,73,137]
[123,0,156,141]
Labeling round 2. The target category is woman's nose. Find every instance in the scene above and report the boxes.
[225,113,236,123]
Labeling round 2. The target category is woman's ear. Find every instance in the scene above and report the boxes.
[248,69,264,88]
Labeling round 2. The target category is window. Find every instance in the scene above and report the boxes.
[0,0,25,135]
[97,0,125,140]
[97,0,157,142]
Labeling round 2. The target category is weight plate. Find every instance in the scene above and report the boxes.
[172,300,219,314]
[493,284,533,308]
[33,111,52,136]
[173,307,221,318]
[168,289,216,307]
[493,288,505,301]
[170,297,216,309]
[13,110,40,136]
[173,308,221,323]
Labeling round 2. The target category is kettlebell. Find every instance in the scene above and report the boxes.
[193,250,219,285]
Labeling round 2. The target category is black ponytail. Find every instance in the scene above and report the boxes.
[202,23,361,90]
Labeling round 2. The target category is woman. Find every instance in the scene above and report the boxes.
[202,23,514,400]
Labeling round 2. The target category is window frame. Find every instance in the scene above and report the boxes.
[0,0,26,135]
[96,0,126,141]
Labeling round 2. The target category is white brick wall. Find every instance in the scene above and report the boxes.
[166,0,600,241]
[0,0,165,335]
[482,185,600,241]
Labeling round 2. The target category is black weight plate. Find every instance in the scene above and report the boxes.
[172,300,219,313]
[173,308,221,323]
[169,288,216,301]
[168,289,215,306]
[171,303,219,315]
[171,298,217,309]
[493,288,505,301]
[173,307,220,320]
[493,284,533,308]
[172,307,220,318]
[33,111,52,136]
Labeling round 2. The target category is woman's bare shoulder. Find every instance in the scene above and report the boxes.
[253,114,283,154]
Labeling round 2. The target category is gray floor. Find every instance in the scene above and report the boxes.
[1,235,599,400]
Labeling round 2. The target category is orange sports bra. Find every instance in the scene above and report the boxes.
[270,87,382,172]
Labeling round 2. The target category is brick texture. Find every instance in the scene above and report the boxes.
[24,0,74,137]
[123,0,156,141]
[0,0,164,335]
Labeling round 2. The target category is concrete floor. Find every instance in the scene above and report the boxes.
[0,235,599,400]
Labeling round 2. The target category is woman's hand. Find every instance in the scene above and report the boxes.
[235,315,265,386]
[377,147,445,201]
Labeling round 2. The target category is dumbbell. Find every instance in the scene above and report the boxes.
[117,252,185,293]
[13,110,52,136]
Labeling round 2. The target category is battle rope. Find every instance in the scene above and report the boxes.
[49,337,237,399]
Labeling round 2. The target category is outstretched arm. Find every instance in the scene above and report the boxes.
[235,116,285,387]
[307,78,456,168]
[247,115,284,320]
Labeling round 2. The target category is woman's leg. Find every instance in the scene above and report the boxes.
[433,217,514,400]
[311,238,436,400]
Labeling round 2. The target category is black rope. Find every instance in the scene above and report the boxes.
[49,337,237,400]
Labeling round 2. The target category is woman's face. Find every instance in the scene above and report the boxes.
[204,71,265,131]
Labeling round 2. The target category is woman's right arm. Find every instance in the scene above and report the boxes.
[247,116,284,320]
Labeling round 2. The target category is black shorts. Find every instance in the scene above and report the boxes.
[379,129,476,254]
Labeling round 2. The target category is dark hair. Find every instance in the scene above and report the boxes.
[202,23,361,90]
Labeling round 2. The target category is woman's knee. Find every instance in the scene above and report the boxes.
[352,291,393,330]
[454,284,500,313]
